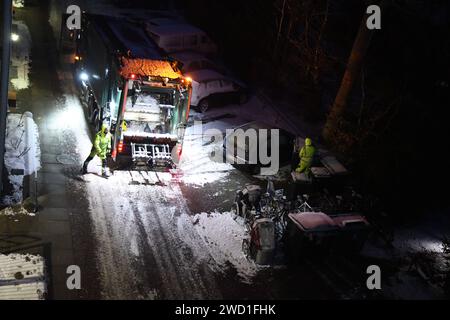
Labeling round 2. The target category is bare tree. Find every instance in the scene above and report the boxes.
[273,0,287,58]
[323,1,386,141]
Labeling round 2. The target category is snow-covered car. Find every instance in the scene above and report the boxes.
[222,121,295,174]
[170,51,226,74]
[13,0,24,8]
[146,23,217,55]
[187,69,249,112]
[145,17,186,27]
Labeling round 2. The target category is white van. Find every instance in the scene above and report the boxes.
[146,23,218,55]
[187,69,248,112]
[170,51,225,74]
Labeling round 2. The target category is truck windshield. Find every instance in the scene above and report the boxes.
[123,86,175,135]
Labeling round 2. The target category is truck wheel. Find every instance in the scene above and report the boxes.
[199,99,209,113]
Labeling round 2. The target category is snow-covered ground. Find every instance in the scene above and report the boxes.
[186,211,258,282]
[50,76,259,298]
[0,253,47,300]
[2,112,41,205]
[178,121,235,187]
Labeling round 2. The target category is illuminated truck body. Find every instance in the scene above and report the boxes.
[76,14,192,168]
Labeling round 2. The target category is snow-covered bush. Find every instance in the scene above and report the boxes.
[2,112,41,205]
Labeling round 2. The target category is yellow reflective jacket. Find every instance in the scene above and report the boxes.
[297,145,315,172]
[93,131,112,160]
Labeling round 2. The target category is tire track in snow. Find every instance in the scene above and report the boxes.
[127,183,221,299]
[84,176,143,299]
[85,171,222,299]
[125,186,185,299]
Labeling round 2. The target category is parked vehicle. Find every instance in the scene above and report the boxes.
[170,51,226,74]
[145,17,186,27]
[223,121,295,174]
[74,14,192,169]
[284,211,370,261]
[187,69,248,112]
[145,23,217,55]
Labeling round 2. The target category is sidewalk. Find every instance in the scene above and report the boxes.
[0,2,86,299]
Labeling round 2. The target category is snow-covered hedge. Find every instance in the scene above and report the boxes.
[13,0,25,8]
[2,112,41,205]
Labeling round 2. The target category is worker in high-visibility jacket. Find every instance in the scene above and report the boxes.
[295,137,316,178]
[82,124,112,176]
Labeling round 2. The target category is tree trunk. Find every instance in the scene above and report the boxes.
[323,2,384,141]
[274,0,287,58]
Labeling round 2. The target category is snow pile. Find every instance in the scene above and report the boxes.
[13,0,25,8]
[3,112,41,205]
[179,123,234,187]
[188,211,258,282]
[0,253,47,300]
[10,20,32,90]
[0,205,35,216]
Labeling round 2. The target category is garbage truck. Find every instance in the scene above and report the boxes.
[74,14,192,169]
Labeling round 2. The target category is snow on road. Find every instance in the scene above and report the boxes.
[52,54,259,299]
[178,121,234,187]
[81,171,223,299]
[66,109,256,298]
[186,211,258,282]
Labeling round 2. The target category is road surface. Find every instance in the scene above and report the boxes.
[9,0,380,300]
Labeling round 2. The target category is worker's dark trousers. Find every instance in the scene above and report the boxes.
[83,156,107,174]
[291,152,300,171]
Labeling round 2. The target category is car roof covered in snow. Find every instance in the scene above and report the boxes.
[170,51,212,64]
[186,69,230,83]
[288,212,338,232]
[146,17,186,27]
[330,214,369,229]
[233,121,294,136]
[88,14,166,60]
[118,11,179,21]
[147,23,207,37]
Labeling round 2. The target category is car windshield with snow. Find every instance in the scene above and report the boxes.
[223,121,294,174]
[170,51,226,74]
[146,23,217,55]
[187,69,249,112]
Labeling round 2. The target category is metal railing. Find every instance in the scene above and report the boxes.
[131,143,171,160]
